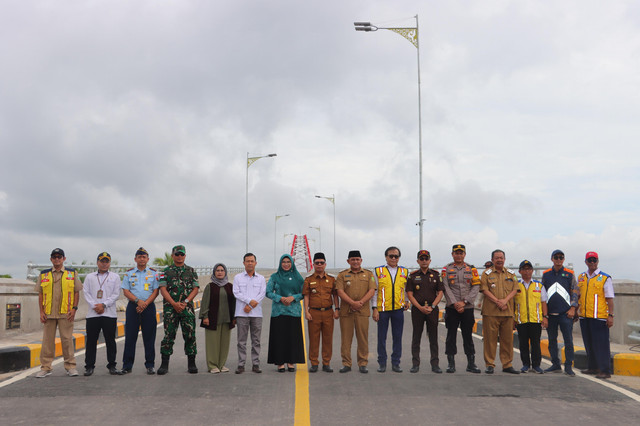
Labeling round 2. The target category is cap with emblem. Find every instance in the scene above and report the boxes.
[348,250,361,258]
[551,249,564,258]
[417,250,430,259]
[313,252,326,261]
[585,251,598,260]
[519,260,533,270]
[452,244,466,253]
[136,247,149,256]
[50,248,65,257]
[97,252,111,261]
[172,245,186,255]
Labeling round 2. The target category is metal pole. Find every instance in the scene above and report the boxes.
[416,14,424,250]
[332,194,336,268]
[274,215,277,267]
[245,151,249,253]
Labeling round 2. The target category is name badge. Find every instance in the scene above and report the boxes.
[97,290,103,299]
[144,283,149,291]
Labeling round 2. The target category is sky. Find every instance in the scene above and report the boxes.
[1,0,639,279]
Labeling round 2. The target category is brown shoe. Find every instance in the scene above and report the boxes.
[596,372,611,379]
[580,369,598,375]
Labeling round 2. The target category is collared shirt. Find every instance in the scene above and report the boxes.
[38,267,83,319]
[584,268,615,298]
[302,272,336,309]
[371,264,405,307]
[121,267,159,300]
[84,271,121,318]
[406,268,444,305]
[480,267,518,317]
[335,268,376,317]
[520,279,548,302]
[441,262,480,309]
[233,271,266,318]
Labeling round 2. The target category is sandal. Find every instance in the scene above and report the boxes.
[278,366,286,373]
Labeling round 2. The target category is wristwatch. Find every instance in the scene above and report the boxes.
[608,314,615,317]
[543,315,549,319]
[134,298,139,304]
[335,307,340,311]
[72,306,78,310]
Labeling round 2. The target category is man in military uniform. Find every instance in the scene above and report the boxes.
[441,244,481,374]
[121,247,160,374]
[335,250,376,374]
[406,250,444,373]
[303,252,339,373]
[480,249,519,374]
[157,245,199,375]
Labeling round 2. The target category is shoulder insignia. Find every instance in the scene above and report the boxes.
[563,268,575,274]
[484,268,493,275]
[126,267,135,272]
[410,270,420,276]
[66,267,76,272]
[507,268,515,275]
[149,267,157,271]
[543,268,552,273]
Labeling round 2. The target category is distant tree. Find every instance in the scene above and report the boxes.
[153,252,173,267]
[0,274,12,278]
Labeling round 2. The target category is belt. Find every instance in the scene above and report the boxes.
[310,307,333,311]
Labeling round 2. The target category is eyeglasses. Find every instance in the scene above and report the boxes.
[418,256,430,261]
[387,254,400,259]
[586,258,598,263]
[314,261,325,265]
[553,255,564,260]
[51,255,63,259]
[174,253,186,257]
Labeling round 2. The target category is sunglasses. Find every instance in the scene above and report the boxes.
[418,256,430,261]
[174,253,186,257]
[51,255,63,259]
[553,255,564,260]
[314,261,325,265]
[586,258,598,263]
[387,254,400,259]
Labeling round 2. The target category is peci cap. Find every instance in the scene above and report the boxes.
[135,247,149,256]
[51,248,65,257]
[172,245,186,255]
[348,250,361,258]
[551,249,564,258]
[417,250,431,259]
[519,260,533,270]
[452,244,466,253]
[97,252,111,261]
[585,251,599,260]
[313,252,326,261]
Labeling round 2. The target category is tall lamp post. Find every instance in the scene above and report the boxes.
[354,16,425,249]
[309,226,321,251]
[246,152,277,253]
[274,213,290,267]
[315,194,335,267]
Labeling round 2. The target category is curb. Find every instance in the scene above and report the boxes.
[0,299,201,374]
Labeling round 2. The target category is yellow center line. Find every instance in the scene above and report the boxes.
[294,301,310,425]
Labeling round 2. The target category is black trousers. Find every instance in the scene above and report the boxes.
[444,307,475,356]
[411,307,439,367]
[516,322,542,368]
[85,316,118,369]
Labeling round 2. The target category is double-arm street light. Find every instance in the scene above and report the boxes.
[246,152,277,253]
[274,213,290,267]
[354,16,425,249]
[309,226,321,251]
[315,194,335,268]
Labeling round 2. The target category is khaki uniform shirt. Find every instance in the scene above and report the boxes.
[38,267,83,319]
[480,267,518,317]
[335,268,376,317]
[302,273,336,309]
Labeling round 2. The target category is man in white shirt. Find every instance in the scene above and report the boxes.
[83,252,123,376]
[233,253,266,374]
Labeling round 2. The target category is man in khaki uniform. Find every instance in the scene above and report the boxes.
[303,252,339,373]
[335,250,376,374]
[480,249,519,374]
[36,248,83,378]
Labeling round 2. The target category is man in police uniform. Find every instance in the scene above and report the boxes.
[372,246,409,373]
[441,244,481,374]
[480,249,519,374]
[36,248,83,378]
[335,250,376,373]
[157,245,199,375]
[303,252,339,373]
[406,250,444,373]
[121,247,160,374]
[542,249,579,376]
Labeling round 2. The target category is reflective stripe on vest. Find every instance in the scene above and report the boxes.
[514,280,543,324]
[375,266,408,311]
[578,272,610,319]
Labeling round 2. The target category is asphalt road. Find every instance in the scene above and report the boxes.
[1,303,639,425]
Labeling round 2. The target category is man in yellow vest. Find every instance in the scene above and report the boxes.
[514,260,548,374]
[36,248,83,378]
[372,246,409,373]
[578,251,614,379]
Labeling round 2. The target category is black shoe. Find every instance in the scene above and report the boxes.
[502,367,520,374]
[157,355,170,375]
[339,366,351,373]
[359,366,368,374]
[564,366,575,377]
[287,366,295,372]
[431,365,443,374]
[278,366,286,373]
[485,366,494,374]
[446,355,456,373]
[187,355,198,374]
[392,365,402,373]
[377,365,386,373]
[410,365,419,373]
[83,368,94,376]
[121,368,132,374]
[252,365,262,373]
[309,365,318,373]
[322,365,333,373]
[146,367,155,375]
[235,366,245,374]
[108,367,123,375]
[466,355,481,374]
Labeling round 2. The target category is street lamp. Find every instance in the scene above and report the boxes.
[246,152,277,253]
[309,226,321,251]
[274,213,290,267]
[354,17,425,249]
[315,194,335,268]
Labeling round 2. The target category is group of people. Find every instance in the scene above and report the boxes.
[35,244,615,380]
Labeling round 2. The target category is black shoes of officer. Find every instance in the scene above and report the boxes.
[157,355,170,375]
[377,365,386,373]
[339,366,351,373]
[446,355,456,373]
[502,367,520,374]
[359,366,368,374]
[410,365,419,373]
[109,367,123,375]
[432,365,443,374]
[84,368,94,376]
[187,355,198,374]
[485,366,494,374]
[391,365,402,373]
[466,355,481,373]
[309,365,319,373]
[146,367,155,375]
[121,368,132,374]
[322,365,333,373]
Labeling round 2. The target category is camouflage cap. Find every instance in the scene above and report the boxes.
[172,245,186,255]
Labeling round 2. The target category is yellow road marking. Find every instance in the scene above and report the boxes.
[294,302,310,425]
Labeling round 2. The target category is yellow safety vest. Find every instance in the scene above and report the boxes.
[578,272,611,319]
[40,268,76,315]
[374,266,408,312]
[514,279,543,324]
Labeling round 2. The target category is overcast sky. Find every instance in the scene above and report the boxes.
[1,0,639,279]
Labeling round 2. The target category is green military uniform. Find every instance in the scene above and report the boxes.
[159,264,199,356]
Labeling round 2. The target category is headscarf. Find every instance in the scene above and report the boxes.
[210,263,229,287]
[272,254,304,290]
